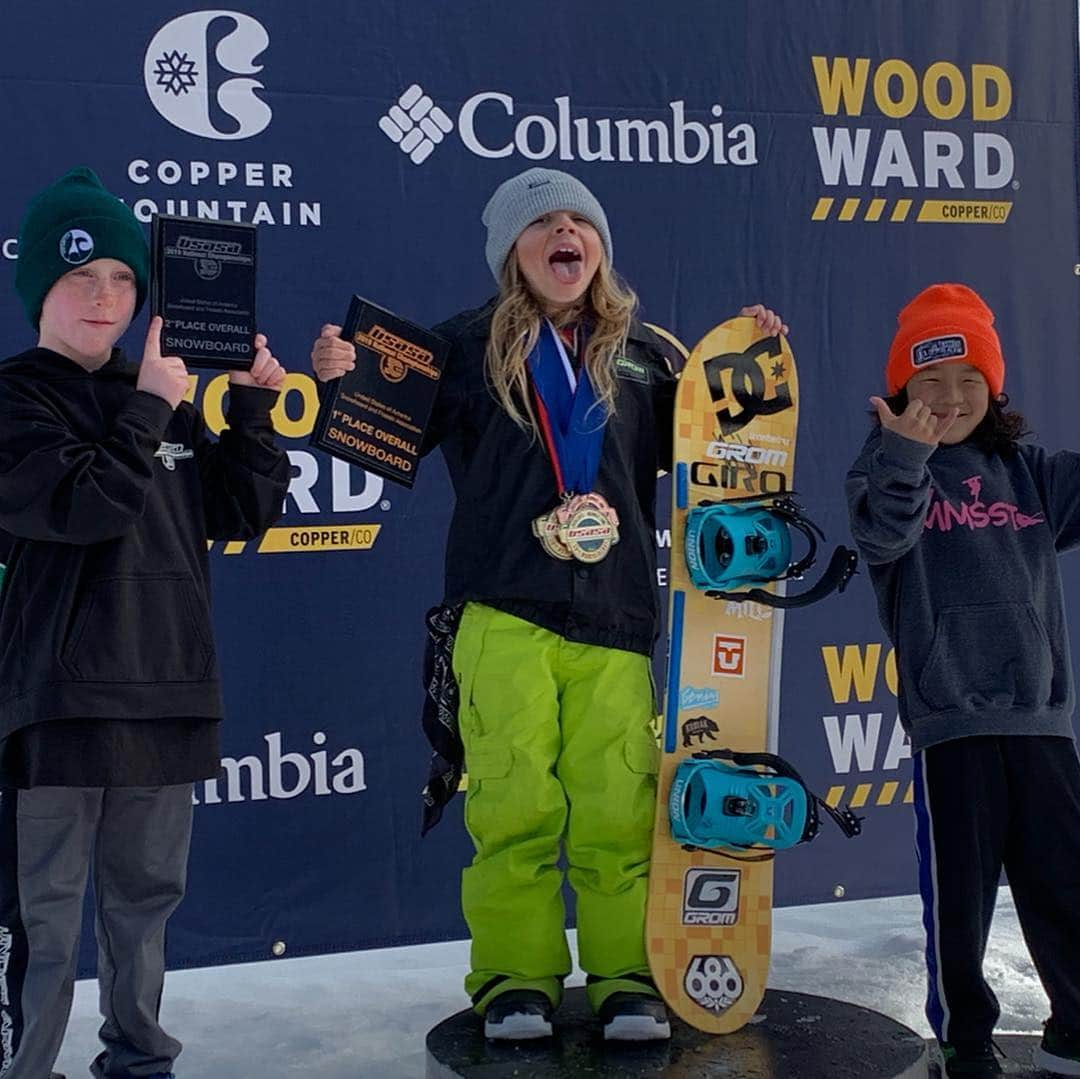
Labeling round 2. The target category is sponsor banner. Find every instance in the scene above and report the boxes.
[0,0,1076,973]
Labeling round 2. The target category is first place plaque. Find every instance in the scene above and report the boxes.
[310,296,449,489]
[150,214,257,370]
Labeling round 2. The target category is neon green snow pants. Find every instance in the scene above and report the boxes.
[453,603,660,1014]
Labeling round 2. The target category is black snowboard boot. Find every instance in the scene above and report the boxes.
[483,989,554,1040]
[1034,1020,1080,1076]
[599,991,671,1041]
[940,1039,1002,1077]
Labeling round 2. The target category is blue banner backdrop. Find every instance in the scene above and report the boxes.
[1,0,1078,972]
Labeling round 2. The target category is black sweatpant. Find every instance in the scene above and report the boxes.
[913,734,1080,1043]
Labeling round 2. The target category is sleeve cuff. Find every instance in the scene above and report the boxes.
[126,391,177,438]
[226,384,279,425]
[877,428,935,471]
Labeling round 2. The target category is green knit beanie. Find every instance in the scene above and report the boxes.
[15,167,148,328]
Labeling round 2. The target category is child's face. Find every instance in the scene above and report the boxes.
[513,210,603,315]
[906,362,990,444]
[37,257,137,369]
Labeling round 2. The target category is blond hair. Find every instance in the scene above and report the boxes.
[485,256,638,437]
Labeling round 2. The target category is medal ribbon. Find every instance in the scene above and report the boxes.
[527,319,605,497]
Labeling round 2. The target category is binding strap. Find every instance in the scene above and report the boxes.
[695,748,864,842]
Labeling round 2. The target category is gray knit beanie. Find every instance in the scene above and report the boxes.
[482,168,612,282]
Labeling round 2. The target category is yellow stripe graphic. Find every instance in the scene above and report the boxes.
[917,200,1012,224]
[865,198,886,222]
[826,781,916,807]
[877,781,900,806]
[850,783,873,808]
[257,524,382,553]
[838,198,860,221]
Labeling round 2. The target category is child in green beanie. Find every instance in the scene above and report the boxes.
[0,167,290,1079]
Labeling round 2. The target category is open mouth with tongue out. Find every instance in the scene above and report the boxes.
[549,245,584,284]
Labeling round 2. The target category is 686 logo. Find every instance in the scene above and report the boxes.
[684,954,744,1014]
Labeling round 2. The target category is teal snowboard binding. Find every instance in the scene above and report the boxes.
[669,748,862,857]
[683,495,857,608]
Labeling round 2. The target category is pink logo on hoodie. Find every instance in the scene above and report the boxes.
[924,475,1045,533]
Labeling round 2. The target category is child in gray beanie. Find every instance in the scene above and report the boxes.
[481,167,614,282]
[311,166,786,1043]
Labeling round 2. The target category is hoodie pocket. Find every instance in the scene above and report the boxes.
[917,602,1053,712]
[61,575,213,683]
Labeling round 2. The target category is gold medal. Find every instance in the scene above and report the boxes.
[532,507,573,561]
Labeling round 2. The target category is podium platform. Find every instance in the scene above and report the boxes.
[427,986,930,1077]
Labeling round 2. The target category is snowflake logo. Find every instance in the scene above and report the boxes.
[153,50,198,96]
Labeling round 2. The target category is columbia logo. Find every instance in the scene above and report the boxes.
[378,84,453,165]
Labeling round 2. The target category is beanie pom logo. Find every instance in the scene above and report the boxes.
[912,334,967,368]
[59,228,95,265]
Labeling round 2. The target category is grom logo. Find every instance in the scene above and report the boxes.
[144,11,272,140]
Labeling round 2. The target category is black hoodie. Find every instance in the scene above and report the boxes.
[426,302,678,657]
[0,346,289,739]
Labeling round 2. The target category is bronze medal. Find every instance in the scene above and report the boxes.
[560,493,620,563]
[577,492,620,530]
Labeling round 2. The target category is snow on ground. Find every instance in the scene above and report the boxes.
[53,886,1047,1078]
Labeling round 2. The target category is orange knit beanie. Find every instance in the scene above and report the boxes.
[886,283,1004,397]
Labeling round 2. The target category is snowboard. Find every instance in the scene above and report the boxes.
[646,315,798,1034]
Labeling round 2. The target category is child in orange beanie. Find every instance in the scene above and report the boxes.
[846,283,1080,1078]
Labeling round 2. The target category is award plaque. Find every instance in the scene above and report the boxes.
[150,214,257,370]
[310,297,449,489]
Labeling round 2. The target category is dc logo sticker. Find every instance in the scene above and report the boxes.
[703,335,792,437]
[144,11,271,140]
[684,954,744,1014]
[59,229,94,265]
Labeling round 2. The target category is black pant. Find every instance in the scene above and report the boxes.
[913,735,1080,1043]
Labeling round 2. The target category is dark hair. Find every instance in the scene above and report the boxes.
[876,388,1030,455]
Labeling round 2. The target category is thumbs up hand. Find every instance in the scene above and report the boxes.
[138,316,190,410]
[229,333,287,392]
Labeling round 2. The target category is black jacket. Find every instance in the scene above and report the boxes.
[0,347,289,738]
[426,302,677,656]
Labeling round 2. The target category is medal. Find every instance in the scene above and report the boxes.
[560,494,620,563]
[528,320,620,564]
[572,492,620,529]
[531,506,574,560]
